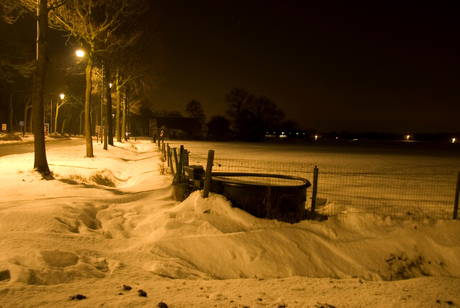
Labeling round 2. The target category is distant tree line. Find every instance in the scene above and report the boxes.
[142,87,301,142]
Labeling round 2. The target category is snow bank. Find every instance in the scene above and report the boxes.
[1,139,459,307]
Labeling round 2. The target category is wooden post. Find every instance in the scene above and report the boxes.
[167,145,174,174]
[173,148,179,175]
[184,149,189,167]
[177,147,185,178]
[311,166,319,218]
[453,171,460,219]
[202,150,215,198]
[167,144,171,167]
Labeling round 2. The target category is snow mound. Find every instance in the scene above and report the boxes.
[93,190,460,281]
[1,249,123,285]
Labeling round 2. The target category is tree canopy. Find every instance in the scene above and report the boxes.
[224,87,286,141]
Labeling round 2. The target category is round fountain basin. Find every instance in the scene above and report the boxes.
[210,173,311,222]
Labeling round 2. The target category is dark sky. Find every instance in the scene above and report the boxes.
[149,0,459,134]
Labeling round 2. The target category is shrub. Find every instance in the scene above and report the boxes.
[89,172,115,187]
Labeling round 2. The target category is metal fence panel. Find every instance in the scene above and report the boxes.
[211,157,458,220]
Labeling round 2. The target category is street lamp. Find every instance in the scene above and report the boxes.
[60,93,65,100]
[76,50,85,58]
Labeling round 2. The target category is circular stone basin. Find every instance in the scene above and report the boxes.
[210,173,311,221]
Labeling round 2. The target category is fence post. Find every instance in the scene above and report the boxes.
[311,166,319,218]
[453,171,460,219]
[173,148,179,175]
[168,146,174,175]
[167,144,171,167]
[178,147,185,177]
[202,150,215,198]
[184,149,189,167]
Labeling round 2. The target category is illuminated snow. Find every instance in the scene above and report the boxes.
[0,138,459,307]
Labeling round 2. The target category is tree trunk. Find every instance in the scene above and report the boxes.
[60,116,68,136]
[79,111,84,136]
[105,66,113,146]
[116,70,121,142]
[8,90,15,133]
[54,102,59,134]
[24,99,32,133]
[33,0,50,175]
[122,92,127,141]
[85,51,94,157]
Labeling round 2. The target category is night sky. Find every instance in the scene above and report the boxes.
[149,0,459,134]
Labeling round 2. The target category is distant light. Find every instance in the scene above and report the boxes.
[453,138,456,143]
[406,135,411,140]
[109,83,113,88]
[59,93,65,100]
[315,135,318,140]
[76,50,85,57]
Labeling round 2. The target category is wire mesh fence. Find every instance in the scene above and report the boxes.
[161,142,459,220]
[210,157,459,220]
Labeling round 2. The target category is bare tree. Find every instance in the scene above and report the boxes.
[0,13,35,134]
[224,87,255,139]
[186,99,206,123]
[49,0,149,156]
[108,11,163,143]
[252,95,285,131]
[1,0,66,175]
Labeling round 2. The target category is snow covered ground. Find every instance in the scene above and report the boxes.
[0,138,459,307]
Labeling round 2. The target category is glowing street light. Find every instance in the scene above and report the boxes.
[60,93,65,100]
[76,50,85,58]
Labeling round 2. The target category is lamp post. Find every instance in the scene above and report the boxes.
[76,49,85,137]
[76,48,95,157]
